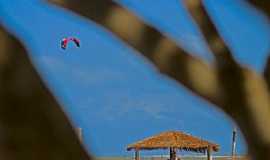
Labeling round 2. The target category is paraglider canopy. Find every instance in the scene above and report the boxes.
[61,37,80,49]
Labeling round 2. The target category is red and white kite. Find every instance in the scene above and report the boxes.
[61,37,80,49]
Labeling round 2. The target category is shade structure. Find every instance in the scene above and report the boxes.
[127,131,219,153]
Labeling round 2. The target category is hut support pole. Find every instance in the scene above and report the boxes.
[207,146,212,160]
[169,148,177,160]
[135,149,140,160]
[169,148,173,160]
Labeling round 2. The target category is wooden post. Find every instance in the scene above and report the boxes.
[207,146,212,160]
[231,127,237,159]
[76,127,83,142]
[135,149,140,160]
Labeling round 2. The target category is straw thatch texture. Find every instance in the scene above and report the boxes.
[127,131,219,153]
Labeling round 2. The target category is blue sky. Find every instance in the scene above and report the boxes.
[1,0,270,157]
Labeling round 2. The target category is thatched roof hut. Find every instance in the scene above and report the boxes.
[127,131,219,152]
[127,131,219,160]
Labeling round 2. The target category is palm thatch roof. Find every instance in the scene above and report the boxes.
[127,131,219,153]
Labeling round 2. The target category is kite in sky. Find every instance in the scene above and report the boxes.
[61,37,80,50]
